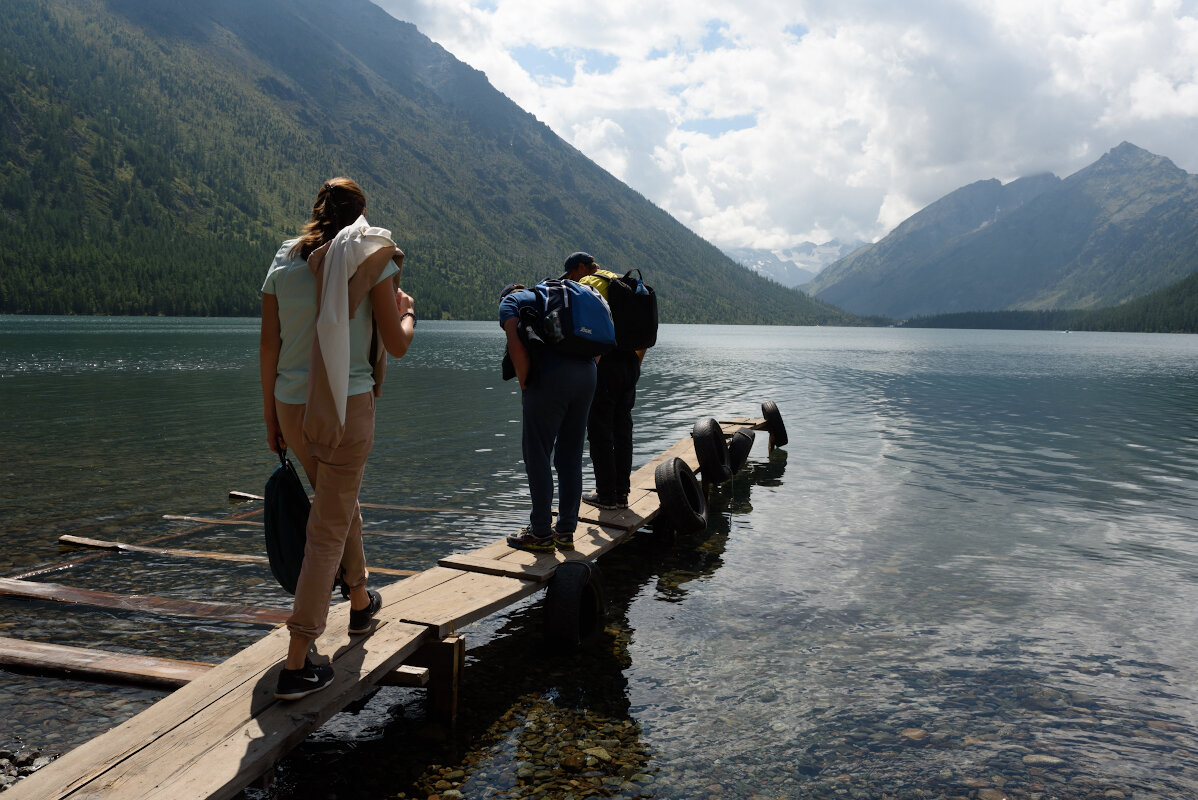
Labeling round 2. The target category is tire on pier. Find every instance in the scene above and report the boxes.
[727,428,755,474]
[544,561,608,648]
[761,401,788,449]
[654,457,708,535]
[691,417,732,484]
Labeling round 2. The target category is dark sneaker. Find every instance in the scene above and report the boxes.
[275,658,334,701]
[581,491,622,511]
[348,589,382,635]
[507,526,555,553]
[553,529,574,551]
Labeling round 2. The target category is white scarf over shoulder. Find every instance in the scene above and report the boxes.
[302,215,395,457]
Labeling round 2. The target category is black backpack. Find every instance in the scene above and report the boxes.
[591,269,658,350]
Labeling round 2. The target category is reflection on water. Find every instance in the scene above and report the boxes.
[2,318,1198,798]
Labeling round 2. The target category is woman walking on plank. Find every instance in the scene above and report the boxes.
[259,177,416,700]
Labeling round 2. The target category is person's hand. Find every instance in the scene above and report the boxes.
[396,289,414,315]
[265,413,286,454]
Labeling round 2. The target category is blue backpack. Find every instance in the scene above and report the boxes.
[534,279,616,358]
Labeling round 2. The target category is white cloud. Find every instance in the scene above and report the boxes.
[376,0,1198,249]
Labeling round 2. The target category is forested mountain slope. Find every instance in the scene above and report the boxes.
[0,0,855,324]
[902,268,1198,333]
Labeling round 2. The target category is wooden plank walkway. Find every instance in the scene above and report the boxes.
[6,418,766,800]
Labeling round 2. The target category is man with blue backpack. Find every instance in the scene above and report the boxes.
[498,262,615,552]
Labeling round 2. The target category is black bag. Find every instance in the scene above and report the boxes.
[501,304,545,385]
[592,269,658,350]
[264,449,310,595]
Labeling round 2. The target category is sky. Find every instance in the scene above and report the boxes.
[375,0,1198,252]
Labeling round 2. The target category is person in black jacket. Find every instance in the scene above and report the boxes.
[561,251,644,511]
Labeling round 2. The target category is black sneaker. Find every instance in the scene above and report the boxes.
[507,526,555,553]
[553,529,574,551]
[275,658,334,701]
[581,491,622,511]
[348,589,382,635]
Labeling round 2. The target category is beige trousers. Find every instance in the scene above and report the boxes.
[275,392,374,640]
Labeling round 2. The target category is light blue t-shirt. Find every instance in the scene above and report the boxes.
[261,239,399,405]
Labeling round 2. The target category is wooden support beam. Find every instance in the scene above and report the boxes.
[0,577,290,626]
[57,535,419,577]
[404,635,465,728]
[379,664,431,687]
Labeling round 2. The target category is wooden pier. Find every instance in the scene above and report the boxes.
[3,415,775,800]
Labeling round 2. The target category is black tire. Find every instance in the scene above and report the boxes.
[691,417,732,484]
[761,401,789,448]
[544,561,607,648]
[655,457,708,535]
[727,428,755,474]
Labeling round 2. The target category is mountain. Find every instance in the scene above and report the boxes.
[806,144,1198,319]
[725,239,866,288]
[0,0,857,325]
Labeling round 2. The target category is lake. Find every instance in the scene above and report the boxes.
[2,316,1197,799]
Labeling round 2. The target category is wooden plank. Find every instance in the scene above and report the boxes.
[378,664,430,687]
[577,487,655,529]
[8,584,431,800]
[438,553,561,580]
[0,635,427,690]
[0,577,290,626]
[229,490,506,515]
[58,535,419,577]
[162,515,261,526]
[8,628,297,800]
[386,566,541,638]
[9,506,268,581]
[161,516,464,543]
[437,522,630,580]
[60,535,269,565]
[409,523,629,634]
[625,490,663,524]
[0,637,213,689]
[146,629,429,800]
